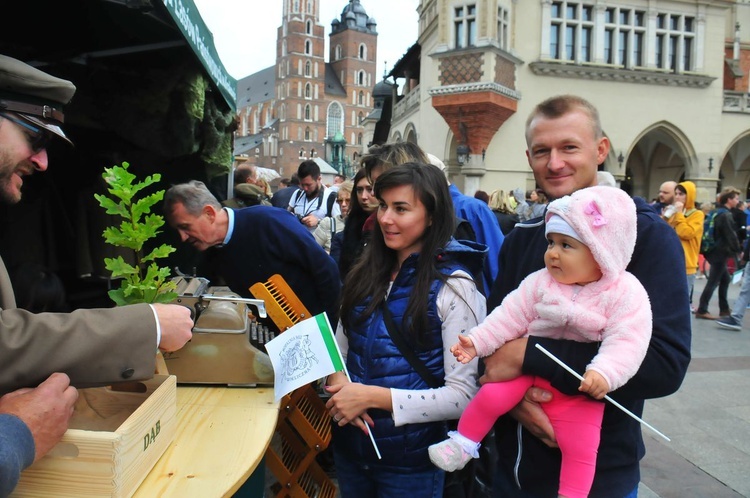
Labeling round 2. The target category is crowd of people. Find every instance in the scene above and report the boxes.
[0,54,701,498]
[654,179,750,333]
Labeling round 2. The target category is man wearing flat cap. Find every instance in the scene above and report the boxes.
[0,54,193,495]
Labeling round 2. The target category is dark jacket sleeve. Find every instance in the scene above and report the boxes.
[522,201,692,401]
[330,231,344,266]
[717,211,741,256]
[0,414,35,497]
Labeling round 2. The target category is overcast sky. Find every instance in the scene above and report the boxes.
[192,0,420,80]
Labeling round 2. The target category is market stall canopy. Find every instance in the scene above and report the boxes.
[0,0,236,111]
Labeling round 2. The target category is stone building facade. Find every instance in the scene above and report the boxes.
[387,0,750,205]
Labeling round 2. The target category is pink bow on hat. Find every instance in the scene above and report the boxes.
[584,201,607,227]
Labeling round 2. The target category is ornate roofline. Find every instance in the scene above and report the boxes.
[529,61,716,89]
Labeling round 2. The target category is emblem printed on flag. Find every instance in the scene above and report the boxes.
[265,313,344,402]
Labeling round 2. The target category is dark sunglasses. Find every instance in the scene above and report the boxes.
[1,113,52,152]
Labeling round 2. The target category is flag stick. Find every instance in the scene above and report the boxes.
[534,344,670,442]
[324,315,383,459]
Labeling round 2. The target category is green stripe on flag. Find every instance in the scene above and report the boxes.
[316,313,344,372]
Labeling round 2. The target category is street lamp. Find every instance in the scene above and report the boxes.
[457,144,470,165]
[708,158,714,173]
[617,152,624,169]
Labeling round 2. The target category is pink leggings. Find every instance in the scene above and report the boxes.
[457,375,604,498]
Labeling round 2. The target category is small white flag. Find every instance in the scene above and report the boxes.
[265,313,344,402]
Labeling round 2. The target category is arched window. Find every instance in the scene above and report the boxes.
[358,91,364,105]
[282,40,287,57]
[357,133,363,145]
[335,45,342,60]
[306,0,313,14]
[305,83,312,99]
[306,20,312,34]
[304,104,311,120]
[293,0,299,13]
[359,44,367,60]
[358,71,365,85]
[326,102,343,138]
[305,40,311,55]
[358,111,364,124]
[305,60,311,77]
[305,127,311,141]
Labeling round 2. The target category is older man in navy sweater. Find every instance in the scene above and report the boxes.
[483,96,691,497]
[164,180,340,322]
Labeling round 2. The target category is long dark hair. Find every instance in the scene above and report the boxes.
[338,167,371,279]
[340,163,455,343]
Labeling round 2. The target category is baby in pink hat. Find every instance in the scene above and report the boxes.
[429,186,652,498]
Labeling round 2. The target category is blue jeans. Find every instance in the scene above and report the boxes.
[731,261,750,323]
[333,449,444,498]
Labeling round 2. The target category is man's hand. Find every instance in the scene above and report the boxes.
[508,387,557,448]
[152,304,193,352]
[0,373,78,461]
[479,337,528,384]
[302,214,320,228]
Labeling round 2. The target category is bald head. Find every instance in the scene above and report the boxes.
[658,181,677,205]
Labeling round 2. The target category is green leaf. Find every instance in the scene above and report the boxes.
[142,244,176,263]
[97,161,178,306]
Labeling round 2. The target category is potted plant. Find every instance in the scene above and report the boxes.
[95,161,178,372]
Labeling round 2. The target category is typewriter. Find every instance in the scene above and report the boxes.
[162,276,277,386]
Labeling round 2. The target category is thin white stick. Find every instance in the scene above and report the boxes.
[324,315,383,459]
[534,344,670,442]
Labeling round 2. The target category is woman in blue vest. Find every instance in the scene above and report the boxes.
[325,163,487,498]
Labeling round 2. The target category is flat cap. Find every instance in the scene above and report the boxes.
[0,54,76,143]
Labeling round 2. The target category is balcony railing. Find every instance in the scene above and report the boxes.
[392,84,421,123]
[724,91,750,114]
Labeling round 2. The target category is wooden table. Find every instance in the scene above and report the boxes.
[133,385,279,497]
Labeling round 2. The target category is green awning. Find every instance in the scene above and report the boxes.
[161,0,237,111]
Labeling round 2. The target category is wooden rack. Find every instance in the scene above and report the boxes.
[251,275,336,498]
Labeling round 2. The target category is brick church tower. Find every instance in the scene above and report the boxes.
[236,1,378,178]
[328,0,378,174]
[275,0,328,171]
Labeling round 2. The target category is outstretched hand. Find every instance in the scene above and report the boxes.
[450,334,477,363]
[0,373,78,461]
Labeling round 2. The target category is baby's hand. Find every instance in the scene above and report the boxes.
[449,334,477,364]
[579,370,609,399]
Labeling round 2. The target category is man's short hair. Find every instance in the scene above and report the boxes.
[234,164,256,184]
[719,186,741,205]
[525,94,603,142]
[289,173,300,186]
[163,180,221,217]
[297,160,320,180]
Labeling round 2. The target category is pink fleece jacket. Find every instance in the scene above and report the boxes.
[469,186,652,391]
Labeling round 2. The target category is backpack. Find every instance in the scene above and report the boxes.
[701,207,727,255]
[291,187,336,218]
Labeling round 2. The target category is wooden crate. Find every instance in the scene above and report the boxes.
[13,374,177,498]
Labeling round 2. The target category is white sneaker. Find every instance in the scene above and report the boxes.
[428,438,473,472]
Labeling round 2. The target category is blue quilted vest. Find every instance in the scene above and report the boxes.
[332,239,486,472]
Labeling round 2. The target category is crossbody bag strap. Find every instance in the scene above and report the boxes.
[380,301,443,389]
